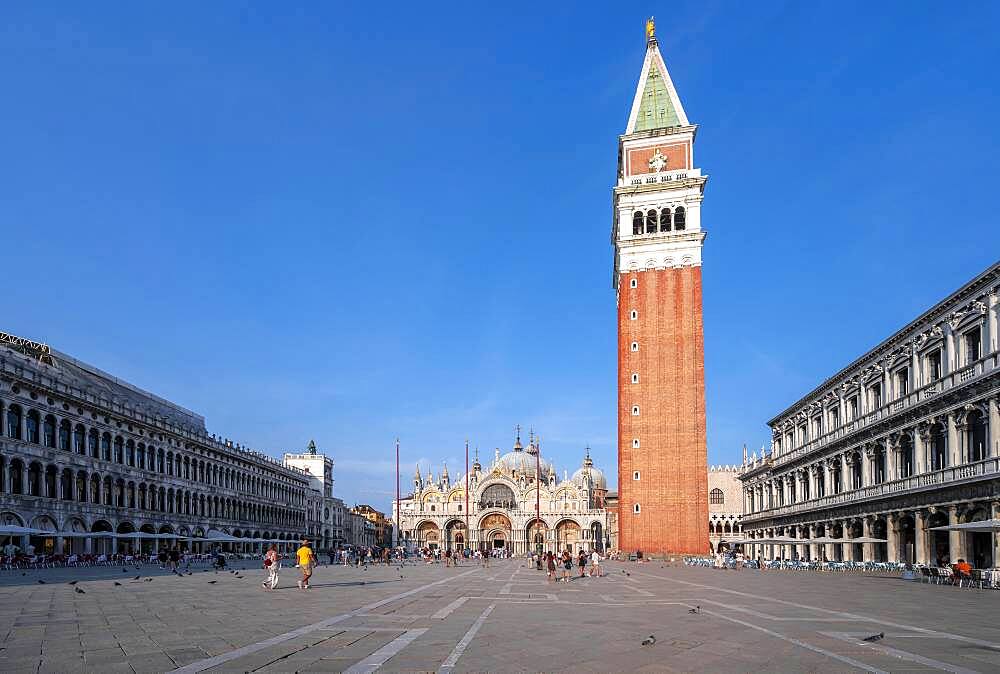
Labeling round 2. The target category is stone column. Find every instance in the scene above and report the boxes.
[911,343,921,391]
[21,465,29,497]
[843,521,855,562]
[887,439,898,481]
[948,505,962,564]
[808,524,819,561]
[983,294,996,356]
[824,521,835,563]
[862,518,874,563]
[944,322,956,375]
[992,501,1000,569]
[886,513,899,563]
[989,396,1000,459]
[915,510,929,565]
[841,452,850,491]
[862,445,873,486]
[914,425,927,474]
[824,461,834,496]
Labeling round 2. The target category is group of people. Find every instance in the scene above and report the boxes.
[155,546,186,572]
[533,549,603,581]
[259,539,317,591]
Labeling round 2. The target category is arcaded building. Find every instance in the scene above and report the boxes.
[0,331,312,554]
[614,19,709,555]
[740,262,1000,567]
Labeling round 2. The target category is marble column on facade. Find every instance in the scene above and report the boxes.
[824,460,834,497]
[886,437,898,481]
[988,291,999,354]
[862,517,875,563]
[881,363,891,409]
[992,501,1000,568]
[808,524,819,562]
[911,341,921,391]
[862,444,874,487]
[915,424,928,475]
[949,412,964,466]
[886,513,900,563]
[990,395,1000,459]
[823,521,835,563]
[944,322,955,375]
[21,464,29,498]
[914,510,929,565]
[840,452,850,492]
[948,505,962,564]
[843,520,855,562]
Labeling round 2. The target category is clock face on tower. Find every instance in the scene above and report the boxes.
[626,143,689,177]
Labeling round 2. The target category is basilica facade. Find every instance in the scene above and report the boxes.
[395,435,612,555]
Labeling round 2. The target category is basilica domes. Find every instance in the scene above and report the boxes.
[571,448,608,490]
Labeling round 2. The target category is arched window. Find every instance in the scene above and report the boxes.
[898,435,914,478]
[709,488,724,505]
[967,410,988,462]
[659,208,671,232]
[43,415,56,447]
[114,437,124,463]
[645,210,657,234]
[101,433,111,461]
[6,405,21,439]
[632,211,643,235]
[930,423,947,471]
[58,420,70,450]
[26,411,40,444]
[674,206,686,231]
[480,483,517,510]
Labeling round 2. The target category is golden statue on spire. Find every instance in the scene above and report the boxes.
[645,16,656,42]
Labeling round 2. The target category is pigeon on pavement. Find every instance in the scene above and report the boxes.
[641,635,656,646]
[36,580,46,584]
[207,580,217,584]
[74,587,85,594]
[133,575,141,580]
[143,578,153,582]
[68,581,78,585]
[862,633,885,642]
[688,606,700,614]
[114,582,122,586]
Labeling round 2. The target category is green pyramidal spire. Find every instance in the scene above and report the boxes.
[634,63,680,131]
[625,20,690,134]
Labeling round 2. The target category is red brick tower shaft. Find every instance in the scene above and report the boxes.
[613,19,709,556]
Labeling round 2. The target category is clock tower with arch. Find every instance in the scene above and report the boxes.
[613,19,709,556]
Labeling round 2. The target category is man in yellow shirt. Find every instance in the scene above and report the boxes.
[296,539,316,590]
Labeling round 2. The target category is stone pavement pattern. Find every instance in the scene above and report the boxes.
[2,559,1000,672]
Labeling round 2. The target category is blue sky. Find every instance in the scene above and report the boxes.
[3,3,998,512]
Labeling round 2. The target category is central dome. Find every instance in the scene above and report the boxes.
[496,449,554,478]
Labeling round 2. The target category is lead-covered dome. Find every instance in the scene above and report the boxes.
[571,449,607,490]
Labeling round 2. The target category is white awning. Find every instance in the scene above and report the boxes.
[929,519,1000,533]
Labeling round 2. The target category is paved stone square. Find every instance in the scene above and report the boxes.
[2,558,999,673]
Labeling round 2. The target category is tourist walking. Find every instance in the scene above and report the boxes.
[169,546,181,572]
[589,549,602,577]
[262,544,280,591]
[561,550,572,582]
[296,539,316,590]
[546,551,556,581]
[577,549,588,578]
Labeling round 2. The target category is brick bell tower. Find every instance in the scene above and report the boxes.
[613,18,709,556]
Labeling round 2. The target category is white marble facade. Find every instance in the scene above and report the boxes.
[740,262,1000,567]
[395,435,613,555]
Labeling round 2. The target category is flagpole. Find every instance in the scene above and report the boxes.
[536,439,541,553]
[395,438,400,549]
[464,439,469,553]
